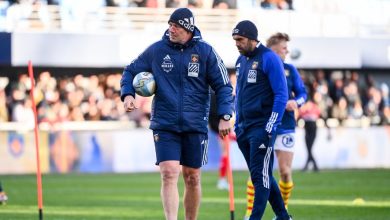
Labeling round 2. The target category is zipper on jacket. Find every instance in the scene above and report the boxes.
[238,60,247,128]
[179,48,184,131]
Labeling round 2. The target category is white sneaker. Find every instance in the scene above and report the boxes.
[217,178,229,190]
[272,215,293,220]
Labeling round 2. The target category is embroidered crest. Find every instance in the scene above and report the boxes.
[161,55,174,73]
[191,54,199,63]
[252,61,258,69]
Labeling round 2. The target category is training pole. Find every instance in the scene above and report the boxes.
[28,61,44,220]
[224,136,235,220]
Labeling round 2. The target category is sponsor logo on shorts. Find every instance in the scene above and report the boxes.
[282,134,294,148]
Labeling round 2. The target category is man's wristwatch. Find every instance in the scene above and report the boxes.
[221,114,231,121]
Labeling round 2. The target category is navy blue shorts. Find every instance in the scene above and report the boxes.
[152,130,208,169]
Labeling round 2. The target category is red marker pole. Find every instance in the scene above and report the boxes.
[224,136,235,220]
[28,60,44,220]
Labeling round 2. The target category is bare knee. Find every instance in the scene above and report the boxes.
[279,167,292,182]
[182,167,201,187]
[160,162,180,183]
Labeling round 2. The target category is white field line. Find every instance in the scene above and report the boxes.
[1,198,389,216]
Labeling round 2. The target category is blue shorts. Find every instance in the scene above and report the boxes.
[152,130,208,169]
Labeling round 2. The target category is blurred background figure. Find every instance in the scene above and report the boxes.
[0,181,7,204]
[209,90,229,190]
[208,71,237,190]
[267,32,307,210]
[260,0,292,10]
[299,91,321,172]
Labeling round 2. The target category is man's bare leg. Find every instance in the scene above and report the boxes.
[160,160,181,220]
[182,166,201,220]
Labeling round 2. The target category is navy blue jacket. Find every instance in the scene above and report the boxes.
[121,27,233,133]
[234,43,288,136]
[277,63,307,134]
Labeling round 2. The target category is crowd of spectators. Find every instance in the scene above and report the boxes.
[300,69,390,126]
[0,0,294,11]
[1,69,389,129]
[0,71,152,128]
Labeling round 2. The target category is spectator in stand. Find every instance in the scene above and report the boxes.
[349,99,364,120]
[361,74,376,108]
[285,0,293,9]
[329,73,344,103]
[260,0,290,10]
[380,83,390,124]
[46,0,59,5]
[213,1,228,9]
[343,81,362,117]
[331,96,348,122]
[313,70,332,120]
[0,90,8,122]
[213,0,235,9]
[188,0,203,8]
[365,86,383,124]
[0,78,9,122]
[11,96,35,126]
[165,0,180,8]
[105,0,117,7]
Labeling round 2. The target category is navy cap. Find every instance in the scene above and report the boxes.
[232,20,258,41]
[168,8,195,33]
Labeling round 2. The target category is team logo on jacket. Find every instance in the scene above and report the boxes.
[285,69,290,76]
[161,55,174,73]
[188,54,199,77]
[248,70,257,83]
[252,61,258,69]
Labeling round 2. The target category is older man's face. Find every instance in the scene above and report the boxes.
[168,22,192,45]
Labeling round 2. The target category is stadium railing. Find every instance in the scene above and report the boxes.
[2,4,389,38]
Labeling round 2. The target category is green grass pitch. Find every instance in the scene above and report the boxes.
[1,169,390,219]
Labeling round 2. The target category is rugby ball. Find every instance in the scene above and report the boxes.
[132,72,156,97]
